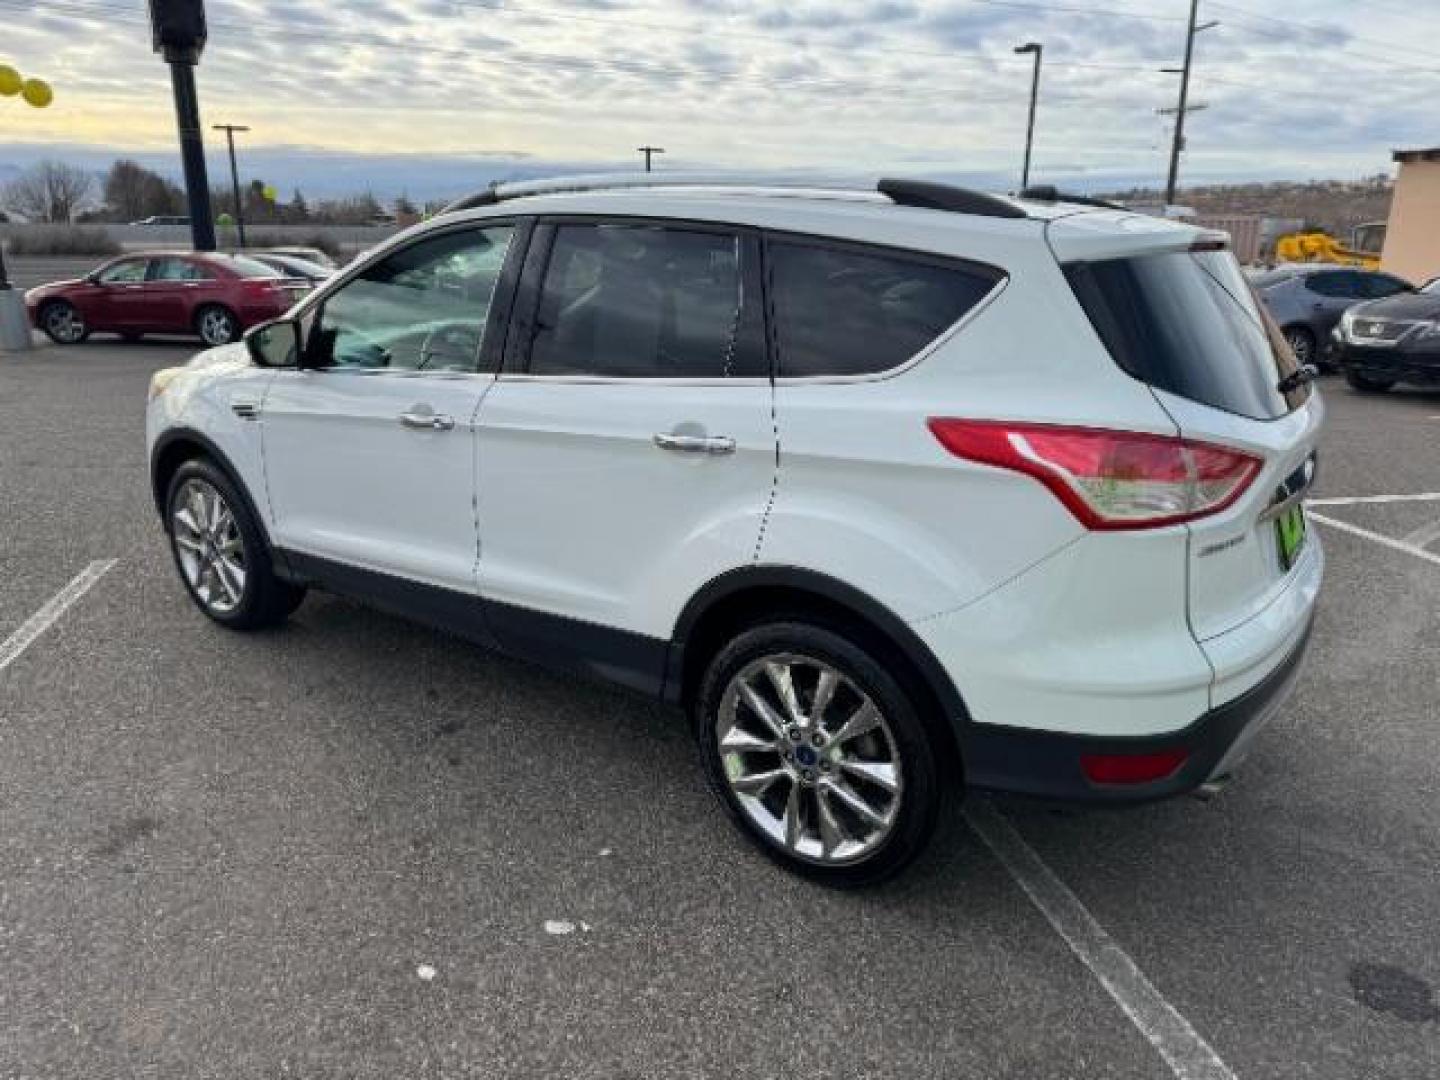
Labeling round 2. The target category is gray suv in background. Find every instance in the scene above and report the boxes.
[1253,264,1414,368]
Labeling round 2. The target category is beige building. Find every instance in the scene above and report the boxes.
[1381,148,1440,284]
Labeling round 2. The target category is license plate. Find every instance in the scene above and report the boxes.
[1275,504,1307,571]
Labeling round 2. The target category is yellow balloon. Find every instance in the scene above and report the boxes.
[21,77,53,108]
[0,65,22,97]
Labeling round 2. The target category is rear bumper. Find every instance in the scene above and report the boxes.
[959,612,1314,801]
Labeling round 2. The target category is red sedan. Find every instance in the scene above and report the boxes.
[26,250,311,347]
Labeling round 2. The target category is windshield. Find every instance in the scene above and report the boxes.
[1423,278,1440,295]
[1065,249,1306,421]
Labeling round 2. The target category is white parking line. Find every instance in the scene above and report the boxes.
[1306,492,1440,507]
[1307,512,1440,568]
[0,560,117,675]
[965,801,1237,1080]
[1400,517,1440,551]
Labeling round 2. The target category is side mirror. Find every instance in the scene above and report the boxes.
[85,271,101,285]
[245,318,301,368]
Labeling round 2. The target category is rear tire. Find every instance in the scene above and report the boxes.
[165,458,305,631]
[694,619,943,887]
[1346,371,1396,393]
[195,304,240,346]
[39,300,90,345]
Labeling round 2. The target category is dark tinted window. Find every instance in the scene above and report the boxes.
[529,224,754,378]
[1065,249,1305,421]
[770,241,999,377]
[1305,270,1363,298]
[1361,273,1411,299]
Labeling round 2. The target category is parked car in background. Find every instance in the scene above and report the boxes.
[245,251,333,284]
[26,251,310,346]
[1333,275,1440,392]
[132,215,191,226]
[1253,264,1415,368]
[260,246,339,271]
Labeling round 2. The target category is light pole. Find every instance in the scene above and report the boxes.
[1014,42,1042,191]
[638,145,665,172]
[150,0,217,251]
[213,123,250,247]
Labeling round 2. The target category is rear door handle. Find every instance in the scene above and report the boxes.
[653,432,736,455]
[399,410,455,431]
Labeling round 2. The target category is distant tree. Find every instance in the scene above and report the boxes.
[313,192,385,225]
[394,192,418,217]
[288,188,310,222]
[3,160,96,223]
[103,160,183,221]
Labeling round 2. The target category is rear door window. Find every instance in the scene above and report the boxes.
[768,239,1002,377]
[527,223,762,379]
[1064,249,1305,421]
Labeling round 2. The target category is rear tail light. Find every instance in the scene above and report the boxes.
[1080,749,1189,785]
[927,419,1261,530]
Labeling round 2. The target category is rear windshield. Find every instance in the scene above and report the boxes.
[218,254,285,279]
[1065,249,1305,421]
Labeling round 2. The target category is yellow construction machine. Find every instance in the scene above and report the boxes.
[1274,221,1386,269]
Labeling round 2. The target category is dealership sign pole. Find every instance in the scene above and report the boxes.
[149,0,217,251]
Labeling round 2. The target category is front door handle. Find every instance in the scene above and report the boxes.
[653,432,736,455]
[399,410,455,431]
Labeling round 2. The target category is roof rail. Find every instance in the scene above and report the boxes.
[1019,185,1129,212]
[441,172,1030,221]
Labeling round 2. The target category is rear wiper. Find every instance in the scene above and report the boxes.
[1277,364,1319,394]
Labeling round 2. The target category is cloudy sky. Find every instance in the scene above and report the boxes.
[2,0,1434,200]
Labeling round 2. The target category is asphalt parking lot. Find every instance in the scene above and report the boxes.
[2,338,1438,1079]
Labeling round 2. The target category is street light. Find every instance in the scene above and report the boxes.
[638,145,665,172]
[1013,42,1043,191]
[213,123,250,247]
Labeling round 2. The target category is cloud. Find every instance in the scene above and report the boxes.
[0,0,1427,195]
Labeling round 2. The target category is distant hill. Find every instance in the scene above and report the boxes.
[1101,176,1394,237]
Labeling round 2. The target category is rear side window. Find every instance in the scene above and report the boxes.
[1065,249,1305,421]
[768,241,1001,377]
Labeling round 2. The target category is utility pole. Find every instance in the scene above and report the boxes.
[1013,42,1043,191]
[213,123,250,247]
[638,145,665,172]
[1163,0,1218,207]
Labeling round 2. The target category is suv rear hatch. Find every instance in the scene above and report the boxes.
[1050,212,1321,665]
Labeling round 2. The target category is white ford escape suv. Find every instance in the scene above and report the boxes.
[147,175,1323,885]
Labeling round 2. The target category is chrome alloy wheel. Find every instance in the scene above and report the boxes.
[716,654,903,865]
[44,303,86,343]
[171,479,247,615]
[198,307,237,346]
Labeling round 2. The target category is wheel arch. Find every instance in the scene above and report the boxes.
[666,566,970,772]
[150,428,278,559]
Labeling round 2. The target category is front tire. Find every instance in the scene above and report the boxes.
[695,620,943,887]
[39,300,90,344]
[1346,371,1396,393]
[165,459,305,630]
[195,304,239,346]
